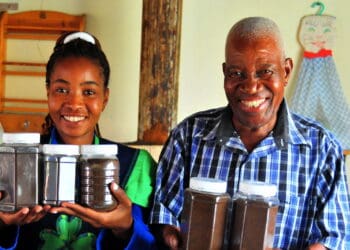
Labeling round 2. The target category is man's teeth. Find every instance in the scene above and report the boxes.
[64,116,85,122]
[241,99,264,107]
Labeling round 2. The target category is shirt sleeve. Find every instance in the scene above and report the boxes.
[314,144,350,249]
[97,204,157,250]
[149,128,186,227]
[0,225,20,249]
[126,205,157,250]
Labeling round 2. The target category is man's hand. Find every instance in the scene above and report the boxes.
[151,224,182,250]
[162,225,182,250]
[307,243,327,250]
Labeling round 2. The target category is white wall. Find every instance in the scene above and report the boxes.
[13,0,83,12]
[7,0,350,144]
[83,0,143,143]
[178,0,350,122]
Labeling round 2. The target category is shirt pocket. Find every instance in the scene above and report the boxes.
[279,193,304,210]
[278,192,317,216]
[275,194,317,243]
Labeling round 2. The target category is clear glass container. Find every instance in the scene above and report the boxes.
[181,177,230,250]
[0,133,40,211]
[228,181,279,250]
[79,144,119,211]
[41,144,80,205]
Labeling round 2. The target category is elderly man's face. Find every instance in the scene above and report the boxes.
[223,36,292,131]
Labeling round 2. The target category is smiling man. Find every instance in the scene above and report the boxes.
[149,17,350,250]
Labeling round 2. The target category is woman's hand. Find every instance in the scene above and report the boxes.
[0,189,51,226]
[49,182,133,239]
[0,204,51,227]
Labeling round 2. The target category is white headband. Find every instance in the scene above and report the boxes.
[63,32,95,45]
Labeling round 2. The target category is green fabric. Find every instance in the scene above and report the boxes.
[124,149,156,208]
[94,135,100,145]
[39,215,96,250]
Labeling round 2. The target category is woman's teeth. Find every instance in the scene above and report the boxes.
[63,116,85,122]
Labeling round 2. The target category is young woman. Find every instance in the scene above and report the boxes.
[0,31,157,250]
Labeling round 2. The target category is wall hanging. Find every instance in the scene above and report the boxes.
[290,1,350,149]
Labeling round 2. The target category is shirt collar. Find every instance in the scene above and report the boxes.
[49,127,100,145]
[197,106,235,141]
[201,99,309,150]
[215,106,238,138]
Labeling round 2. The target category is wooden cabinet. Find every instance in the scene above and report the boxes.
[0,113,45,133]
[0,10,85,133]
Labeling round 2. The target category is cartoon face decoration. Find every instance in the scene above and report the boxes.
[299,15,336,53]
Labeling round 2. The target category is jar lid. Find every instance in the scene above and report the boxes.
[42,144,80,155]
[80,144,118,155]
[189,177,227,193]
[239,181,277,197]
[2,132,40,144]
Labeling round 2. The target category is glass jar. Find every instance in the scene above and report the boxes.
[228,181,279,250]
[0,133,40,211]
[181,177,230,250]
[41,144,80,205]
[79,144,119,211]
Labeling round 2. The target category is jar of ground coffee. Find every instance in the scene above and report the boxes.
[181,177,230,250]
[79,144,119,211]
[228,181,279,250]
[41,144,80,206]
[0,133,41,211]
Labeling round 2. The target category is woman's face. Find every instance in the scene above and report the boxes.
[46,56,109,144]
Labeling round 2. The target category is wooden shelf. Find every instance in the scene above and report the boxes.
[0,10,85,132]
[1,97,48,114]
[4,10,85,40]
[4,71,45,76]
[4,61,46,76]
[4,61,46,66]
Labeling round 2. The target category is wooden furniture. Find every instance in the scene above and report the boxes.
[0,10,85,133]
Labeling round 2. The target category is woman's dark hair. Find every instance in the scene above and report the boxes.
[43,31,109,136]
[46,31,110,87]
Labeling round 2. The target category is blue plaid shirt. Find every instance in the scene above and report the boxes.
[150,100,350,250]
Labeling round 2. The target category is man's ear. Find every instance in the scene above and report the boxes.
[222,62,226,74]
[284,58,293,86]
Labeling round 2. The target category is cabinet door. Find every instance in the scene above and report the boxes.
[0,113,45,133]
